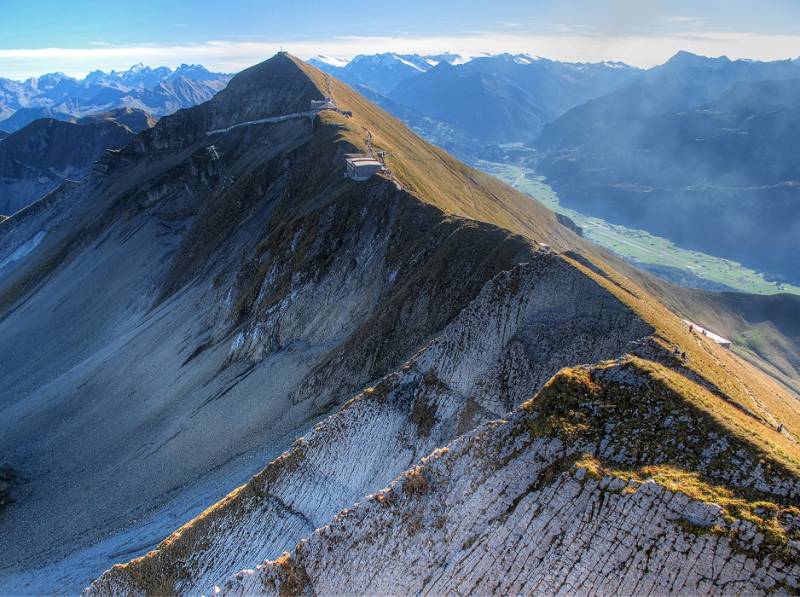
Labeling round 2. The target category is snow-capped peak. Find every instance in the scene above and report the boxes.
[311,55,350,68]
[392,54,427,72]
[172,64,212,79]
[602,60,630,69]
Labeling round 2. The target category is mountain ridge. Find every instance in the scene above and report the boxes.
[0,116,139,214]
[1,53,798,595]
[386,53,640,144]
[207,358,800,596]
[0,53,583,592]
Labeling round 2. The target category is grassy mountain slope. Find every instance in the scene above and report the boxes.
[300,54,800,425]
[655,284,800,396]
[94,353,800,595]
[77,55,800,595]
[567,248,800,442]
[213,358,800,595]
[292,57,577,249]
[0,53,603,593]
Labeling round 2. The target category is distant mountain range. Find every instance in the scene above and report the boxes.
[309,52,464,94]
[0,63,231,130]
[310,53,641,150]
[0,64,229,214]
[533,51,800,282]
[389,54,640,144]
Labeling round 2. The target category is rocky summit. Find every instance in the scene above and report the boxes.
[1,53,798,596]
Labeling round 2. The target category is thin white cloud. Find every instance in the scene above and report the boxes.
[0,30,798,78]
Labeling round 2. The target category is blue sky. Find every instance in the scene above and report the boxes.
[1,0,798,78]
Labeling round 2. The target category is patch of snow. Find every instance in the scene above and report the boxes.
[682,320,732,347]
[450,52,492,65]
[290,229,303,252]
[256,265,279,305]
[230,331,245,352]
[312,55,350,68]
[392,55,426,72]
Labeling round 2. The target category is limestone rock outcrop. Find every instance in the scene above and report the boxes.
[213,361,800,596]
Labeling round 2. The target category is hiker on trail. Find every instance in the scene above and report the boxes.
[702,330,707,336]
[689,324,693,333]
[778,423,784,433]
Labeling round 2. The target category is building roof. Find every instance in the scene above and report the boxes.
[346,157,383,167]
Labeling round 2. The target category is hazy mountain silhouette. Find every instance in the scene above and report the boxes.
[535,52,800,282]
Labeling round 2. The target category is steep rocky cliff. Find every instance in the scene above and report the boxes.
[1,53,797,595]
[85,257,654,594]
[0,52,586,593]
[211,359,800,595]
